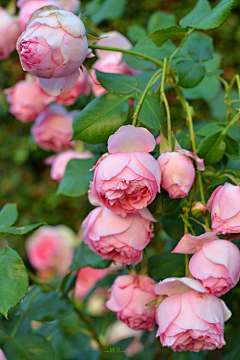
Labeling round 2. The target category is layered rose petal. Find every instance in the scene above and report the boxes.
[177,149,205,171]
[189,240,240,296]
[155,277,207,297]
[0,7,21,60]
[106,275,157,331]
[172,232,217,254]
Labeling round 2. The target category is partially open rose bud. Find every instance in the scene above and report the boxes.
[191,202,207,217]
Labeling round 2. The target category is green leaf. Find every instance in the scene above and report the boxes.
[72,93,129,144]
[95,70,139,94]
[198,132,226,165]
[161,207,184,239]
[3,334,54,360]
[180,0,234,30]
[218,346,240,360]
[148,253,185,279]
[149,26,188,47]
[26,291,73,322]
[206,69,223,76]
[0,246,28,318]
[175,60,205,88]
[196,122,225,136]
[147,11,176,34]
[137,70,161,92]
[225,134,239,158]
[57,157,98,197]
[134,92,165,130]
[0,222,46,239]
[127,25,147,43]
[149,191,182,217]
[179,32,214,63]
[70,242,112,271]
[90,0,127,25]
[0,203,18,230]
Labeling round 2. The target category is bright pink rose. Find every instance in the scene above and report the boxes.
[155,277,231,352]
[92,125,161,217]
[26,225,76,275]
[207,182,240,235]
[4,76,54,122]
[45,150,93,182]
[189,240,240,297]
[55,67,90,105]
[74,266,109,300]
[0,7,21,60]
[105,274,158,330]
[31,104,77,152]
[17,8,89,96]
[82,207,155,265]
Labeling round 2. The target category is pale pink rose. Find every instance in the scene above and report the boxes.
[0,350,7,360]
[57,0,80,12]
[4,77,54,122]
[92,125,161,217]
[16,8,89,96]
[45,150,93,182]
[157,151,195,198]
[105,274,158,330]
[17,0,63,30]
[0,7,21,60]
[55,67,90,105]
[155,277,231,352]
[26,225,76,275]
[31,104,77,152]
[207,182,240,235]
[82,206,155,265]
[172,232,217,254]
[189,240,240,297]
[95,31,132,62]
[90,56,134,98]
[74,266,109,300]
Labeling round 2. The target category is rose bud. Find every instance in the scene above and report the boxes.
[82,206,155,265]
[26,225,77,276]
[155,277,231,352]
[105,274,158,330]
[207,182,240,235]
[74,266,109,300]
[189,240,240,297]
[17,8,90,96]
[92,125,161,217]
[191,201,207,218]
[0,7,21,60]
[31,104,77,152]
[4,76,54,123]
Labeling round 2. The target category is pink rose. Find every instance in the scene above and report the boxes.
[189,240,240,296]
[81,206,155,265]
[17,8,89,96]
[74,266,109,300]
[4,76,54,122]
[0,350,7,360]
[92,125,161,217]
[26,225,76,275]
[172,232,217,254]
[0,7,21,60]
[207,182,240,235]
[95,31,132,62]
[155,277,231,352]
[105,274,158,330]
[31,104,77,152]
[45,150,93,182]
[57,0,80,12]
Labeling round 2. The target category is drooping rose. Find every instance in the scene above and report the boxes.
[105,274,158,330]
[4,76,54,122]
[207,182,240,235]
[74,266,109,300]
[17,8,90,96]
[82,206,155,265]
[45,150,93,182]
[189,240,240,297]
[92,125,161,217]
[31,104,77,152]
[0,7,21,60]
[26,225,77,275]
[155,277,231,352]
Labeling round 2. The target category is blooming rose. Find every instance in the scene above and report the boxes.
[31,104,77,152]
[189,240,240,296]
[155,277,231,352]
[74,266,109,300]
[0,350,7,360]
[207,182,240,235]
[92,125,161,217]
[4,76,54,122]
[0,7,21,60]
[45,150,93,182]
[82,207,155,265]
[17,8,89,96]
[26,225,77,275]
[105,274,158,330]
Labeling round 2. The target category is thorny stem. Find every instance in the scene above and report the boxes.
[169,28,195,63]
[161,58,172,147]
